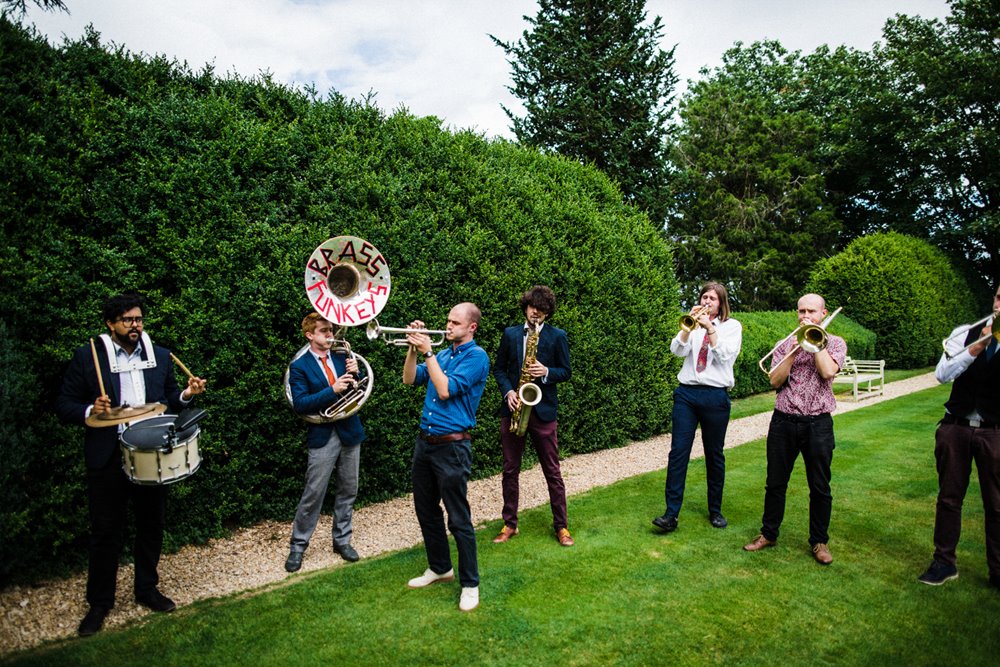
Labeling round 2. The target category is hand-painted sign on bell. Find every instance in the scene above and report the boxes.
[304,236,391,326]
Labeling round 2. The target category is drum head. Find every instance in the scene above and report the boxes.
[121,415,198,450]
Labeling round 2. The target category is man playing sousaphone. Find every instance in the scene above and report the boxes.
[653,282,742,535]
[56,293,206,637]
[284,313,367,572]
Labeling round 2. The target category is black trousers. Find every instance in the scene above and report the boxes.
[85,456,166,609]
[759,411,835,546]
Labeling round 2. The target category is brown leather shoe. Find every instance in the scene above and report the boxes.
[812,543,833,565]
[492,525,518,543]
[743,534,776,552]
[557,528,575,547]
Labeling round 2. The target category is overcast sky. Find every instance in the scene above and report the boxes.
[23,0,952,139]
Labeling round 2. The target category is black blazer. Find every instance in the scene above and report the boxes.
[493,323,571,422]
[288,351,366,448]
[56,341,188,470]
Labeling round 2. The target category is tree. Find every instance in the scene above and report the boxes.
[855,0,1000,291]
[665,42,842,310]
[1,0,67,14]
[492,0,678,224]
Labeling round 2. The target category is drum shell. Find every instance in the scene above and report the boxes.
[120,415,202,485]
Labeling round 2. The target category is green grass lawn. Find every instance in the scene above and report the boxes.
[9,381,998,666]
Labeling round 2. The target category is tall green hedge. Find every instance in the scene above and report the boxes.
[0,18,681,583]
[807,232,978,368]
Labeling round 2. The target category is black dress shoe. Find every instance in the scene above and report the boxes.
[335,543,360,562]
[285,550,304,573]
[652,514,678,532]
[78,606,109,637]
[135,589,176,613]
[709,513,728,529]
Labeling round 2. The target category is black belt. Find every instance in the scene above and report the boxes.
[774,410,830,423]
[421,431,472,444]
[941,414,999,429]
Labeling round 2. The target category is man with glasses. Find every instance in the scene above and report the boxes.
[918,286,1000,588]
[56,293,206,636]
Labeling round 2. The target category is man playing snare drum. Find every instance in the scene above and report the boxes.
[56,293,206,637]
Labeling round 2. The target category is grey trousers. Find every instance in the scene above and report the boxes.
[290,430,360,552]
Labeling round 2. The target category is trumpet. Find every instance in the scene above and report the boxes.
[758,307,843,375]
[942,313,1000,359]
[365,320,447,347]
[679,305,710,332]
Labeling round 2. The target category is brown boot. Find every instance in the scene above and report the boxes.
[743,534,776,552]
[812,543,833,565]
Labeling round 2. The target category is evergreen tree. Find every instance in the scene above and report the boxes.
[492,0,677,224]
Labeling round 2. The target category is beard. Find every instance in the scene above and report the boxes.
[112,328,140,347]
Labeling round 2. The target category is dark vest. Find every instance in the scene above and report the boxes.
[944,327,1000,423]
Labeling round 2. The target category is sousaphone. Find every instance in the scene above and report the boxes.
[283,236,391,423]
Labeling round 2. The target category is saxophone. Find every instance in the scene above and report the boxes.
[511,322,543,437]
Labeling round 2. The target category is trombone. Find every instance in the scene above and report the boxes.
[365,320,447,347]
[942,313,1000,359]
[679,305,710,333]
[758,307,843,375]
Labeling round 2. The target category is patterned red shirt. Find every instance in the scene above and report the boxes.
[772,334,847,416]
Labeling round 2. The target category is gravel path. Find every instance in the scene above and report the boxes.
[0,374,939,654]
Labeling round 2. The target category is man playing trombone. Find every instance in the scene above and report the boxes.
[918,286,1000,588]
[653,282,742,534]
[744,293,845,565]
[284,313,367,572]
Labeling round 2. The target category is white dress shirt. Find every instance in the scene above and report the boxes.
[671,317,743,389]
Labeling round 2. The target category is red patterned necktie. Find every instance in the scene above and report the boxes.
[319,355,337,387]
[696,332,710,372]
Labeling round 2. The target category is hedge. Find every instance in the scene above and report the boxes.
[807,232,978,368]
[0,18,681,583]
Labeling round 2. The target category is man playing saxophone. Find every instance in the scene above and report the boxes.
[492,285,574,546]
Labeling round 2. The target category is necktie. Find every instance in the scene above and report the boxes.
[319,355,337,387]
[696,331,710,373]
[987,339,997,362]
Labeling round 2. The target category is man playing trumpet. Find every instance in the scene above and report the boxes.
[284,313,367,572]
[744,293,845,565]
[653,282,742,534]
[918,286,1000,588]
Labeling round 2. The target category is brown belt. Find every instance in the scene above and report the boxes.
[422,431,472,444]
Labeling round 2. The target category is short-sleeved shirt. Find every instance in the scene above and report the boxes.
[772,334,847,416]
[413,339,490,435]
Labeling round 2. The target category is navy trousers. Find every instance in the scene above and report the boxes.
[664,384,731,518]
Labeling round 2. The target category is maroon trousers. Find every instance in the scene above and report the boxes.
[933,422,1000,577]
[500,413,567,531]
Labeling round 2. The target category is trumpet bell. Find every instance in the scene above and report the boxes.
[365,320,447,347]
[304,236,391,326]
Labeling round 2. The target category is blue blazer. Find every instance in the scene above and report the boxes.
[288,351,366,448]
[493,323,571,422]
[56,342,188,470]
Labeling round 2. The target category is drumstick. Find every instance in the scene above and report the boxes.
[89,338,107,398]
[170,352,196,381]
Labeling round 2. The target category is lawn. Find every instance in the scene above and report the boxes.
[7,382,997,666]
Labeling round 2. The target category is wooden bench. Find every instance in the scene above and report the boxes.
[833,356,885,401]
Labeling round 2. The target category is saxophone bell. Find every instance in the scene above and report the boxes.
[514,382,542,437]
[511,322,542,437]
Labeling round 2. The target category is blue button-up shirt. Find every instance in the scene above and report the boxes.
[413,339,490,435]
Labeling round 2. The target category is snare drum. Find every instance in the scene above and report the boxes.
[120,414,202,485]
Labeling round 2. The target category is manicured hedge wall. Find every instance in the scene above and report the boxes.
[0,19,681,582]
[807,232,977,368]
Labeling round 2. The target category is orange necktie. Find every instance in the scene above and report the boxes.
[319,355,337,387]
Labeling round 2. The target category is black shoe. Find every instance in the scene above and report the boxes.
[917,560,958,586]
[334,543,360,562]
[78,606,108,637]
[709,513,728,529]
[135,589,176,613]
[652,514,678,532]
[285,550,304,573]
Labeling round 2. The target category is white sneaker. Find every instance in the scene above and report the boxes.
[407,568,455,589]
[459,586,479,612]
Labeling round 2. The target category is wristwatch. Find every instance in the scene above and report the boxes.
[423,350,434,359]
